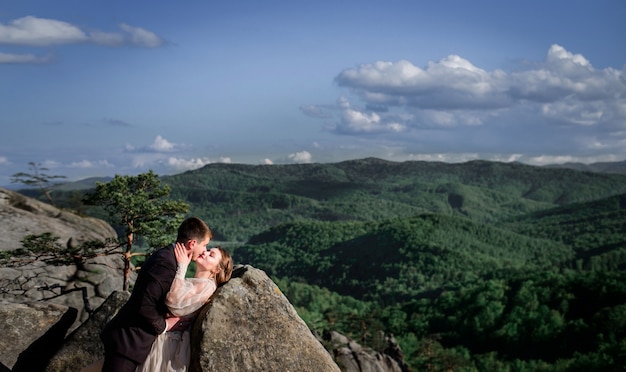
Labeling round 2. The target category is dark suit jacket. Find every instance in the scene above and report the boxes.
[100,244,177,364]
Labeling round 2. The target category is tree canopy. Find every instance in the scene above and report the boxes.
[83,170,189,290]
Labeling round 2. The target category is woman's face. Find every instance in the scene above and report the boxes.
[196,247,223,275]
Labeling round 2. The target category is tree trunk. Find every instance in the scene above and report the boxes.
[123,232,134,291]
[42,189,56,206]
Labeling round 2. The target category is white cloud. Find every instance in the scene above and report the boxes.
[0,16,87,45]
[335,56,510,109]
[546,44,590,68]
[523,154,622,166]
[0,51,51,63]
[166,157,212,171]
[0,156,8,165]
[288,151,313,163]
[335,97,407,134]
[406,153,480,163]
[306,44,626,162]
[119,24,164,47]
[148,136,177,152]
[541,99,605,126]
[124,136,186,154]
[40,160,62,169]
[263,158,274,165]
[165,156,231,172]
[0,16,164,51]
[68,160,114,169]
[333,44,624,116]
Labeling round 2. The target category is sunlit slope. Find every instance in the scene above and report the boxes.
[236,214,573,303]
[498,193,626,270]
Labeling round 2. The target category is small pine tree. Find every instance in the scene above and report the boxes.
[11,162,67,206]
[83,170,189,290]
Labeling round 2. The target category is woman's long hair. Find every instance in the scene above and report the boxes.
[214,246,233,286]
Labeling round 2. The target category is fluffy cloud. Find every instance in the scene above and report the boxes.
[304,44,625,159]
[334,97,407,134]
[166,157,212,171]
[149,136,177,152]
[334,44,623,111]
[125,136,185,153]
[0,16,87,45]
[166,156,231,172]
[0,16,164,49]
[335,55,510,110]
[288,151,312,163]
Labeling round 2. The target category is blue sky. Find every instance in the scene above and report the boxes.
[1,1,625,184]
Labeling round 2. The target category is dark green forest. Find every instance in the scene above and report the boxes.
[45,159,626,370]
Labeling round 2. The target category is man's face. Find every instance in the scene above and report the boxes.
[189,236,210,262]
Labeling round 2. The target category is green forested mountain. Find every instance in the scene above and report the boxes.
[30,158,626,370]
[236,215,574,303]
[234,195,626,370]
[498,193,626,271]
[161,158,626,241]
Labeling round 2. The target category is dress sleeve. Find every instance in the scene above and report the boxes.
[165,277,218,317]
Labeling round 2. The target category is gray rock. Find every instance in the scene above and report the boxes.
[191,265,341,372]
[0,187,116,252]
[0,301,76,371]
[324,330,407,372]
[45,291,130,372]
[0,187,126,329]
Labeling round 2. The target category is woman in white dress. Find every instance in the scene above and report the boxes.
[137,242,233,372]
[81,243,233,372]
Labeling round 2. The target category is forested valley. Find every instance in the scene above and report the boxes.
[48,158,626,370]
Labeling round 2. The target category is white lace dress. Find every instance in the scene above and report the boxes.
[136,263,217,372]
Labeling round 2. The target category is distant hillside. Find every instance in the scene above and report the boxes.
[53,176,113,191]
[25,158,626,242]
[543,159,626,174]
[160,158,626,241]
[236,214,574,303]
[498,192,626,270]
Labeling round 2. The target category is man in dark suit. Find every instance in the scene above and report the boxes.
[100,217,213,372]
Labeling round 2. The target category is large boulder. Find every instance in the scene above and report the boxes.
[0,187,125,328]
[191,265,340,372]
[0,187,116,252]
